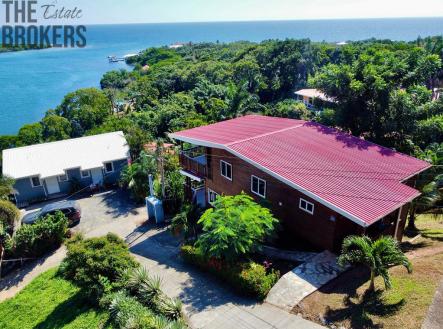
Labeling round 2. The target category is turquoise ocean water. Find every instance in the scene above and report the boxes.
[0,18,442,135]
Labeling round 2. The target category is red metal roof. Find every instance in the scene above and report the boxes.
[170,115,431,226]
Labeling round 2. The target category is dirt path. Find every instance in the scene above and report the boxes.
[407,245,443,259]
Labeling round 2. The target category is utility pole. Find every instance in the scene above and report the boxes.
[160,155,166,199]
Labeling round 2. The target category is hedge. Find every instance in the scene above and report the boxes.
[7,212,68,258]
[181,245,279,300]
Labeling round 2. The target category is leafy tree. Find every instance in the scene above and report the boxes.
[10,212,68,258]
[0,221,11,278]
[128,76,160,111]
[268,99,312,120]
[41,114,72,141]
[408,144,443,229]
[120,151,157,202]
[55,88,111,136]
[100,69,132,89]
[233,56,264,94]
[171,204,203,242]
[196,193,278,261]
[16,123,43,146]
[0,200,20,234]
[0,176,15,200]
[338,236,412,292]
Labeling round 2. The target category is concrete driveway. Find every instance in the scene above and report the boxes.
[20,189,147,239]
[1,190,146,302]
[2,191,323,329]
[129,225,324,329]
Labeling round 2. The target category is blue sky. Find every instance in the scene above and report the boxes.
[1,0,443,24]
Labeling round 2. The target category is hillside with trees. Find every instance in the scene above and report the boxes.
[1,37,443,217]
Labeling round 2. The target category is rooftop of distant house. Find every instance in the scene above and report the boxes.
[295,88,335,103]
[2,132,130,180]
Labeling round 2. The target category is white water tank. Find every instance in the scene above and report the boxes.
[146,196,164,224]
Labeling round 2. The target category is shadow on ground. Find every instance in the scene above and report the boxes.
[34,291,109,329]
[98,189,142,219]
[0,249,59,293]
[324,290,405,329]
[129,223,256,315]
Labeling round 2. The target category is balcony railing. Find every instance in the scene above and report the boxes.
[179,147,208,178]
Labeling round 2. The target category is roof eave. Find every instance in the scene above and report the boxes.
[169,133,373,227]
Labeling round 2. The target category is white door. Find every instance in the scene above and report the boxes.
[45,177,60,195]
[91,168,103,185]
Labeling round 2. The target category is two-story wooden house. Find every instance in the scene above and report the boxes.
[170,115,431,251]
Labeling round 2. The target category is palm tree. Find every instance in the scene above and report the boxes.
[338,236,412,292]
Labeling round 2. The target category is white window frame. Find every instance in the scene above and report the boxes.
[58,173,69,182]
[299,198,315,215]
[30,176,42,188]
[220,160,233,181]
[104,162,114,174]
[81,170,91,178]
[207,188,219,206]
[251,175,266,198]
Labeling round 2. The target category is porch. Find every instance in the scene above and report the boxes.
[179,146,208,179]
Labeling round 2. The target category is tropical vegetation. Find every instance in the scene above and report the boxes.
[1,37,442,222]
[338,236,412,292]
[196,193,278,261]
[181,194,280,299]
[58,233,187,328]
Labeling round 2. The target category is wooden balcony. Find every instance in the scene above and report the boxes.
[179,147,208,179]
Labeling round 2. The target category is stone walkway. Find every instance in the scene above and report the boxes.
[129,225,325,329]
[266,251,346,311]
[422,279,443,329]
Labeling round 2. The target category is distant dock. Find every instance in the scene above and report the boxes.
[108,53,138,63]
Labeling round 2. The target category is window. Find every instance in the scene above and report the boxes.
[58,173,68,182]
[299,198,314,215]
[220,161,232,181]
[208,189,219,206]
[30,176,41,188]
[104,162,114,173]
[81,170,90,178]
[251,175,266,198]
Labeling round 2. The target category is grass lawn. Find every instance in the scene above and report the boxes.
[0,268,112,329]
[294,214,443,329]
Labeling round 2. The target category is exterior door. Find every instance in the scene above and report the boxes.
[91,168,103,185]
[45,177,60,195]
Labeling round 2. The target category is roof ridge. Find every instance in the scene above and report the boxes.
[225,122,305,146]
[3,131,125,153]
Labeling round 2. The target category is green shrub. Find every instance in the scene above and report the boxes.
[0,200,20,233]
[9,212,68,258]
[107,291,186,329]
[123,267,183,321]
[60,233,138,300]
[181,245,279,300]
[196,193,278,261]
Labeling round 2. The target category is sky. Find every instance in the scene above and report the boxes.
[1,0,443,25]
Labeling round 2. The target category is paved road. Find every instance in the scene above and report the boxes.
[1,191,324,329]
